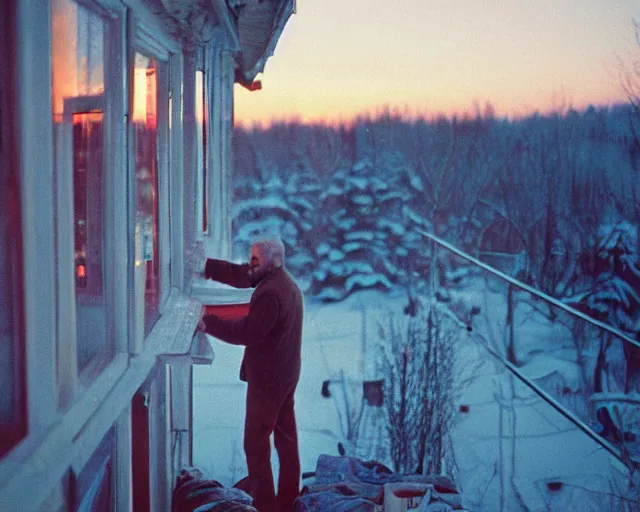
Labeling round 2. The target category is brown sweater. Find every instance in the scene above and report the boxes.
[202,258,304,389]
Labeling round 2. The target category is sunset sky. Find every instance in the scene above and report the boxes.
[234,0,639,126]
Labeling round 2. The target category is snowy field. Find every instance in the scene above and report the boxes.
[193,282,632,511]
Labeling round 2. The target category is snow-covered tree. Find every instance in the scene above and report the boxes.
[582,221,640,333]
[308,156,432,301]
[231,162,321,277]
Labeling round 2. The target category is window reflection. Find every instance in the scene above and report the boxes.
[51,0,104,116]
[196,70,208,233]
[72,112,108,370]
[51,0,110,373]
[74,113,104,294]
[133,52,160,335]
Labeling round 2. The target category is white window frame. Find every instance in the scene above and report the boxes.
[129,18,177,353]
[52,0,126,409]
[200,44,234,262]
[195,64,209,240]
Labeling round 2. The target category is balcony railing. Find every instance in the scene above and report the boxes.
[418,229,640,469]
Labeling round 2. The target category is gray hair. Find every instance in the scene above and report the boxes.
[252,238,285,269]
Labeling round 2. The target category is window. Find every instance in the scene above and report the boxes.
[195,69,208,234]
[73,428,114,511]
[0,0,27,457]
[51,0,113,375]
[133,52,161,335]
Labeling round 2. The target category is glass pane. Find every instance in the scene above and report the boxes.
[76,427,114,511]
[73,112,107,370]
[0,0,26,455]
[52,0,110,373]
[133,52,160,335]
[51,0,104,116]
[195,70,208,233]
[0,129,25,444]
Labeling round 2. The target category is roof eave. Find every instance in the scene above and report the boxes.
[236,0,295,85]
[210,0,242,51]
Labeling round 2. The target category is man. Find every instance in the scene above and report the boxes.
[198,238,303,512]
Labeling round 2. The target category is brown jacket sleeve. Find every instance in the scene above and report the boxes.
[204,258,252,288]
[202,294,279,346]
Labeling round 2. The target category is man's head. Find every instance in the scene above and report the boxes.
[247,238,285,286]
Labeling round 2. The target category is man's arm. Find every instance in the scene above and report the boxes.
[201,294,279,345]
[204,258,252,288]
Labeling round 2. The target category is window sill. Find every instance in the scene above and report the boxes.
[144,287,202,357]
[190,280,253,306]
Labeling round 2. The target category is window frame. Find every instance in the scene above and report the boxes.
[51,0,120,407]
[0,0,27,457]
[129,20,175,352]
[195,68,209,237]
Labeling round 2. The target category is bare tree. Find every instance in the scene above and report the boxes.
[377,300,460,475]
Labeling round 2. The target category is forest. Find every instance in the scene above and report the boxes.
[231,102,640,337]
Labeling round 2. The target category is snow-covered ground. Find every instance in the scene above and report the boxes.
[193,283,633,511]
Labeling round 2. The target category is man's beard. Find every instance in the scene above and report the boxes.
[248,267,269,287]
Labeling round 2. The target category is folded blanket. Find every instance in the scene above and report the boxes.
[315,455,457,492]
[293,487,383,512]
[294,455,461,512]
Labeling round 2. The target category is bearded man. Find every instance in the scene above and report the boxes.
[198,238,303,512]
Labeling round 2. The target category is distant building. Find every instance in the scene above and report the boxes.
[0,0,294,509]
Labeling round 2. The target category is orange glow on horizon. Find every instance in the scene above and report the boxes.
[233,0,639,128]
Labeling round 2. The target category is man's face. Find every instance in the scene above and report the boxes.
[248,245,270,286]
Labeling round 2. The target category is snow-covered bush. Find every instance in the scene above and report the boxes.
[376,300,459,475]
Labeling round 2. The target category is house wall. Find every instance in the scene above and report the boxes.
[0,0,238,510]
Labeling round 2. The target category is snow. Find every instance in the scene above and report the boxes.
[403,206,430,227]
[377,218,406,236]
[193,276,633,511]
[409,173,423,192]
[342,241,363,253]
[327,249,345,262]
[344,231,375,242]
[234,219,302,250]
[311,268,327,281]
[287,253,314,268]
[315,242,331,256]
[596,220,638,254]
[333,261,374,276]
[232,197,298,217]
[352,194,374,206]
[349,177,369,190]
[344,273,392,293]
[519,355,582,392]
[323,184,343,197]
[288,196,315,211]
[335,217,358,231]
[353,159,371,172]
[370,177,388,191]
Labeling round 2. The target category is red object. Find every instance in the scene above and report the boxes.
[204,303,250,320]
[393,489,427,499]
[131,391,150,512]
